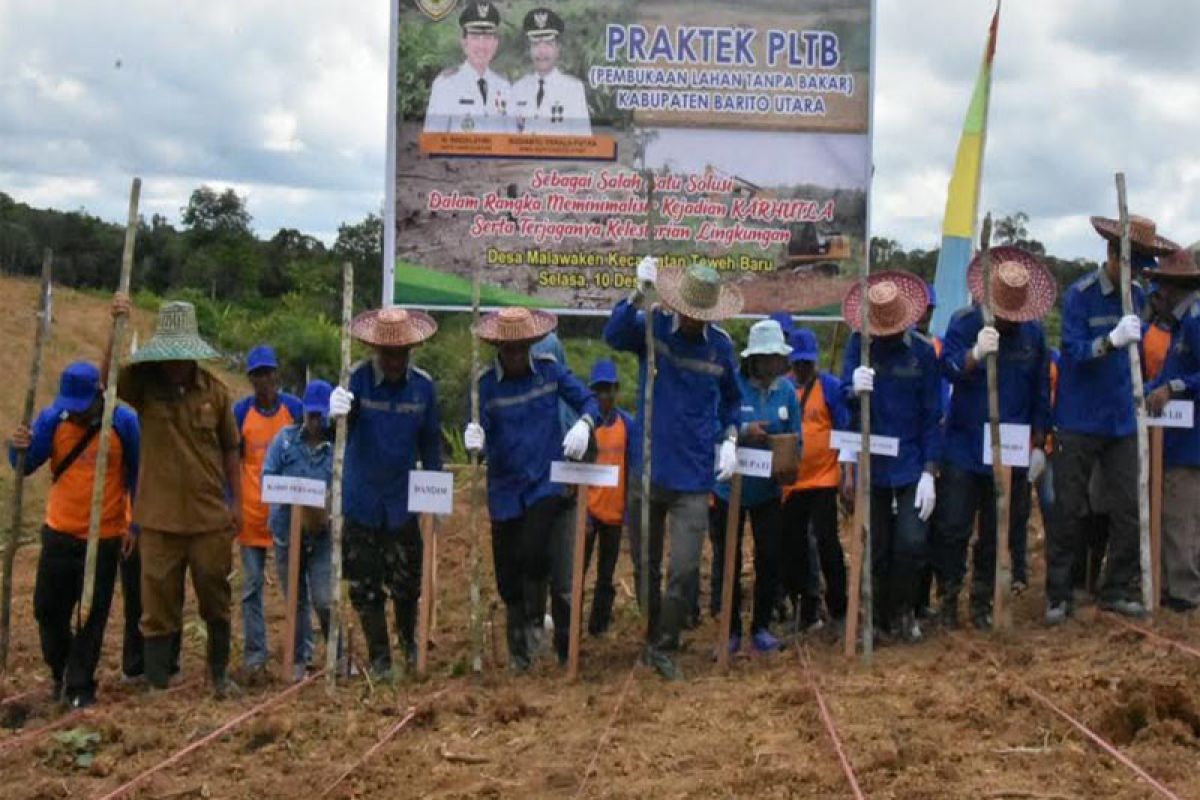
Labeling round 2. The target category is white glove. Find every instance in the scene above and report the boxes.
[1108,315,1142,349]
[562,419,591,461]
[636,256,658,288]
[914,471,936,522]
[852,366,875,394]
[464,422,485,453]
[1028,448,1047,485]
[716,438,738,483]
[328,386,354,419]
[972,326,1000,362]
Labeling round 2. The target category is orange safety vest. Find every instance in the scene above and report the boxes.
[786,378,840,495]
[587,413,628,526]
[47,424,130,539]
[1144,323,1171,383]
[239,404,297,547]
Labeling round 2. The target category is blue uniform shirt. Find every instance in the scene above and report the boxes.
[1148,293,1200,467]
[262,423,333,539]
[941,306,1051,474]
[1056,268,1145,437]
[603,300,741,493]
[478,352,599,522]
[342,360,442,530]
[841,331,943,488]
[713,371,802,507]
[9,404,140,495]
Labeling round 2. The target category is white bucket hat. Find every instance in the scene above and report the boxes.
[741,320,792,358]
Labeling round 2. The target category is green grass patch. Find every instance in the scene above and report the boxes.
[394,261,554,307]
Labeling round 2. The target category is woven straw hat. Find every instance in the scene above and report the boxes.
[473,306,558,344]
[841,271,929,337]
[351,307,438,348]
[130,302,221,363]
[967,246,1057,322]
[1090,214,1179,257]
[1153,247,1200,283]
[657,264,743,322]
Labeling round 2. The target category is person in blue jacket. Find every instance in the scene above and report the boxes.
[711,320,801,654]
[936,248,1054,629]
[327,308,442,676]
[1046,214,1178,624]
[464,307,598,671]
[604,260,742,680]
[841,271,943,643]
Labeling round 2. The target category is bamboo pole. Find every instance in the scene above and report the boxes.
[1150,428,1163,611]
[0,250,54,671]
[978,214,1013,630]
[326,261,353,689]
[566,493,588,681]
[1116,173,1154,612]
[638,172,657,645]
[81,178,140,621]
[281,506,303,682]
[716,474,743,672]
[844,255,874,662]
[467,269,484,674]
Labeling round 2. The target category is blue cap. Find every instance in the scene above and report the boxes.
[589,359,619,387]
[925,282,938,308]
[769,311,795,335]
[788,329,819,363]
[246,345,279,374]
[302,380,333,418]
[54,362,100,415]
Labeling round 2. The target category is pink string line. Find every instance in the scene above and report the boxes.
[797,644,866,800]
[573,656,640,800]
[1101,612,1200,662]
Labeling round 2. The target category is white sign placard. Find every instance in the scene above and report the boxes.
[1147,400,1195,429]
[981,423,1032,468]
[711,446,775,478]
[408,470,455,515]
[829,430,900,457]
[262,476,327,509]
[551,461,620,487]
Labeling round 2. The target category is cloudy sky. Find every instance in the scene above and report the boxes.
[1,0,1197,257]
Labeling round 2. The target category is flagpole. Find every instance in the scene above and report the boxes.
[382,0,400,307]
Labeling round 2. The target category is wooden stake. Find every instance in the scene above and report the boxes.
[0,249,53,671]
[467,268,484,674]
[842,496,864,659]
[1150,427,1163,611]
[845,247,874,662]
[429,516,439,634]
[417,514,435,677]
[1116,173,1154,612]
[716,474,743,673]
[326,261,353,690]
[281,505,303,682]
[81,178,140,621]
[638,172,659,641]
[566,492,588,681]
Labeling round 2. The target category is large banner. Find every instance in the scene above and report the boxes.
[395,0,872,315]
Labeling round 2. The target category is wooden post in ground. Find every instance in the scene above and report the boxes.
[416,514,435,677]
[281,506,304,682]
[0,249,54,672]
[1149,427,1163,610]
[326,261,353,690]
[1115,173,1154,612]
[845,264,874,663]
[467,269,484,673]
[566,492,588,681]
[716,473,744,673]
[81,178,140,621]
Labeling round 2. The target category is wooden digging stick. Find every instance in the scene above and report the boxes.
[281,506,304,682]
[1150,427,1163,610]
[467,267,484,674]
[716,473,744,672]
[1116,173,1154,612]
[566,492,588,681]
[979,214,1013,630]
[0,250,53,671]
[81,178,140,621]
[638,172,659,644]
[416,514,434,677]
[845,251,874,662]
[326,261,353,689]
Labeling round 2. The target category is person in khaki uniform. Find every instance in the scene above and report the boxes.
[108,297,242,696]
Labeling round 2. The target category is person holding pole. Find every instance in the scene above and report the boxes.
[109,298,242,697]
[262,379,336,679]
[6,363,140,707]
[1144,247,1200,612]
[1045,215,1177,625]
[712,320,801,655]
[603,262,742,680]
[935,248,1054,630]
[326,308,441,678]
[233,345,302,678]
[464,308,597,671]
[840,272,942,644]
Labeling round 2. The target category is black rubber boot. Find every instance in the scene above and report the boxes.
[393,597,418,669]
[357,605,392,676]
[522,579,547,661]
[587,589,614,637]
[938,584,961,630]
[143,635,174,690]
[505,605,530,673]
[206,621,237,699]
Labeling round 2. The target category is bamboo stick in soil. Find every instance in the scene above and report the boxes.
[845,256,873,662]
[326,261,353,689]
[468,268,484,673]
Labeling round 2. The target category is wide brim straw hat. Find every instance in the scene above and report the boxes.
[1153,247,1200,283]
[841,271,929,337]
[472,306,558,344]
[130,301,221,363]
[967,246,1057,323]
[657,264,744,322]
[1090,214,1179,257]
[351,307,438,347]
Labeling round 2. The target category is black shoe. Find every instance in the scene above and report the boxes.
[66,688,96,709]
[50,680,64,703]
[970,610,993,630]
[143,636,174,690]
[505,605,530,673]
[641,645,683,681]
[1163,596,1199,613]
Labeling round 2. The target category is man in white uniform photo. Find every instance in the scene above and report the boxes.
[424,2,514,134]
[512,8,592,136]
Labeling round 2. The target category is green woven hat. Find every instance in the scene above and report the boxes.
[130,301,221,363]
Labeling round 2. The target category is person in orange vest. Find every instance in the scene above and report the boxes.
[781,328,850,634]
[7,362,140,708]
[1143,281,1172,383]
[582,359,633,635]
[232,345,302,676]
